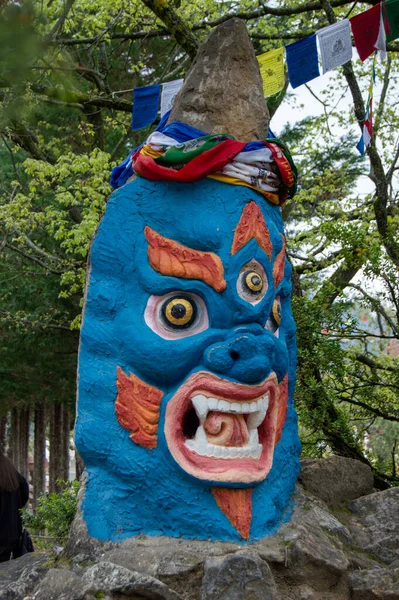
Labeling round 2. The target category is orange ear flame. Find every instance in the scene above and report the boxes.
[144,226,226,292]
[273,234,286,288]
[231,201,273,258]
[275,374,289,446]
[212,488,253,539]
[116,367,163,449]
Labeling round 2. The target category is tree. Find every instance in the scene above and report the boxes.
[0,0,398,487]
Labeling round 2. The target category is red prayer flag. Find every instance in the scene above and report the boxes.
[350,4,381,62]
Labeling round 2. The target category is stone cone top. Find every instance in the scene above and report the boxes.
[168,18,269,141]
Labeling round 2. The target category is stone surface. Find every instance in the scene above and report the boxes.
[82,561,183,599]
[349,567,399,599]
[299,456,374,506]
[168,18,269,140]
[200,551,279,600]
[31,568,93,600]
[348,487,399,564]
[0,563,48,600]
[0,552,49,587]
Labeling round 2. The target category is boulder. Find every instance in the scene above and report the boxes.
[168,18,269,140]
[349,567,399,599]
[82,561,183,600]
[348,487,399,564]
[200,551,279,600]
[299,457,374,506]
[31,569,93,600]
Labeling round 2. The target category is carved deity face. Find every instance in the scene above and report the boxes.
[76,177,301,542]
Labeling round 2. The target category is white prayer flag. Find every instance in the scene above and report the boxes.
[374,3,387,61]
[317,19,352,74]
[160,79,184,117]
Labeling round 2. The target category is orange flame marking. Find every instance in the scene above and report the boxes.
[273,234,286,288]
[212,488,253,539]
[116,367,163,449]
[145,226,226,293]
[231,201,273,258]
[275,374,288,446]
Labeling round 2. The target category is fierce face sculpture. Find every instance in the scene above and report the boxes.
[76,175,301,542]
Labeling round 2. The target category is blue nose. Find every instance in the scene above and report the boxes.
[203,332,276,384]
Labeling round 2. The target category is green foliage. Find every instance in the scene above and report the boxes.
[22,480,80,542]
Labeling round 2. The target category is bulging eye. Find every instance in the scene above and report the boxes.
[161,295,197,329]
[145,292,208,340]
[237,261,268,304]
[266,297,281,336]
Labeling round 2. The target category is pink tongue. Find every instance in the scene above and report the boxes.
[203,411,249,447]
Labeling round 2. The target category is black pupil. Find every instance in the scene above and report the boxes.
[251,275,261,287]
[171,304,186,319]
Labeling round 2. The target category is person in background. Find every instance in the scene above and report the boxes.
[0,450,29,562]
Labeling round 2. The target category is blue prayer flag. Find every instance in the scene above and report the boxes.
[132,85,161,131]
[286,35,320,89]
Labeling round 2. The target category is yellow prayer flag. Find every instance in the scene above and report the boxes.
[257,48,285,98]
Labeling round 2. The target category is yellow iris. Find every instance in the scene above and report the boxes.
[245,271,263,293]
[272,299,281,326]
[164,298,194,327]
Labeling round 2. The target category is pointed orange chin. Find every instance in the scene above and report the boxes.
[116,367,163,448]
[212,488,253,539]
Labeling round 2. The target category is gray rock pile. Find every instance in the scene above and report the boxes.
[1,457,398,600]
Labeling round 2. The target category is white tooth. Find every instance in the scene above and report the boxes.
[191,394,209,423]
[230,402,242,413]
[242,402,251,413]
[237,448,245,458]
[249,403,258,413]
[185,440,195,450]
[213,445,222,457]
[249,429,259,446]
[194,425,208,451]
[218,400,230,412]
[247,395,269,429]
[208,397,218,410]
[230,447,239,458]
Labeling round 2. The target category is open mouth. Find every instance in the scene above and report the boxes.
[164,371,279,483]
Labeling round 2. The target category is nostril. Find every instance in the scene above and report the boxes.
[229,350,240,361]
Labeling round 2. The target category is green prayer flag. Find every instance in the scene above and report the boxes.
[386,0,399,43]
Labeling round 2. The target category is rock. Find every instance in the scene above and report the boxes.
[0,553,49,588]
[299,457,374,506]
[168,18,269,141]
[0,563,48,600]
[200,551,279,600]
[279,523,350,592]
[31,569,93,600]
[348,487,399,564]
[82,561,183,599]
[349,567,399,599]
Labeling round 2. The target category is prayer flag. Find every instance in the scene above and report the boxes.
[386,0,399,42]
[375,2,387,60]
[160,79,184,117]
[286,35,320,89]
[350,5,381,62]
[356,53,376,154]
[132,85,161,131]
[257,48,285,97]
[317,19,352,73]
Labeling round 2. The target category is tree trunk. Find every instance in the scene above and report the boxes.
[33,404,46,508]
[61,405,70,481]
[10,408,20,469]
[0,415,7,454]
[19,408,30,483]
[75,448,84,481]
[49,403,62,493]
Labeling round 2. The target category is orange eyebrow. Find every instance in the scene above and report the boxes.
[144,226,227,293]
[231,201,273,258]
